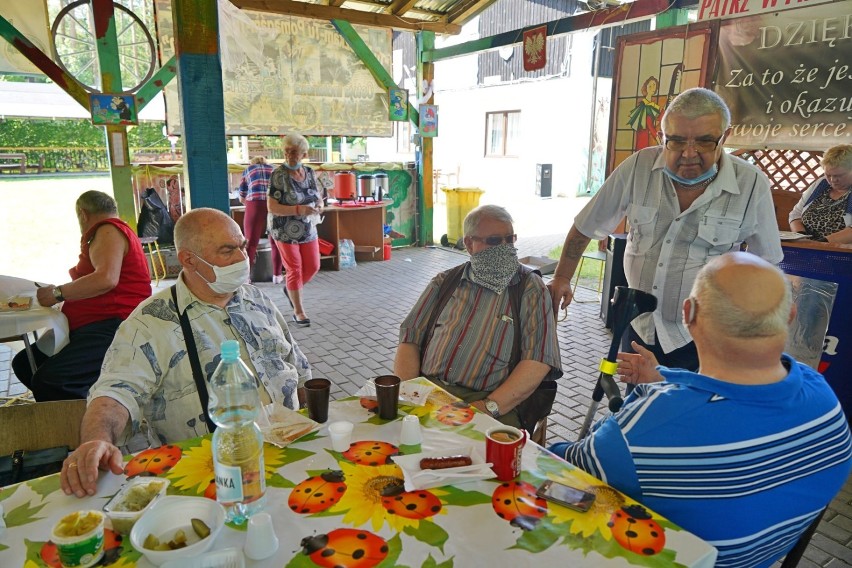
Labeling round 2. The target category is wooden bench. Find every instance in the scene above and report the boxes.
[0,153,26,174]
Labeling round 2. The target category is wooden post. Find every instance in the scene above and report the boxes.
[417,31,434,246]
[91,0,135,227]
[171,0,230,213]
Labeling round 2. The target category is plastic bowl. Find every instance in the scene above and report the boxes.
[129,496,225,567]
[51,510,106,568]
[103,477,170,535]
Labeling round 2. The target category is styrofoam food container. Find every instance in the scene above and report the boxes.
[129,496,225,567]
[103,477,170,534]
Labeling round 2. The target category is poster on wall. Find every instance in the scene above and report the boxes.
[420,105,438,138]
[523,25,547,72]
[714,0,852,151]
[388,88,408,121]
[607,23,715,174]
[153,0,393,137]
[90,94,138,125]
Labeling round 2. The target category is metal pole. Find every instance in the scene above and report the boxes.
[585,35,601,195]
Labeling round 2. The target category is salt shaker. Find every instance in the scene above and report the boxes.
[400,414,422,446]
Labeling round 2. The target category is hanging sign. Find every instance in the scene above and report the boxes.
[420,104,438,138]
[389,88,409,121]
[90,94,138,126]
[523,25,547,72]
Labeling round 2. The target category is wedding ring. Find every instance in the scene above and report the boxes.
[68,462,78,468]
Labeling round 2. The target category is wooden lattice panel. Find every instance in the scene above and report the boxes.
[732,149,823,194]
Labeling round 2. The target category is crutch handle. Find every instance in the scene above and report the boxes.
[599,373,623,412]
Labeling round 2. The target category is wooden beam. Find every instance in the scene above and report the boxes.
[135,56,177,110]
[231,0,461,34]
[417,31,434,246]
[330,20,419,126]
[329,0,346,6]
[387,0,419,16]
[426,0,670,62]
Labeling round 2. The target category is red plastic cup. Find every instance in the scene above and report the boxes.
[486,426,527,481]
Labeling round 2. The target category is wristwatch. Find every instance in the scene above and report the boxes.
[52,286,65,302]
[483,398,500,418]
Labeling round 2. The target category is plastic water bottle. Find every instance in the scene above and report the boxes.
[209,340,267,524]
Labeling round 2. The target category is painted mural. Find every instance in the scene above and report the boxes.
[153,0,393,137]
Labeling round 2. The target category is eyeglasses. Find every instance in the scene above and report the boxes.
[663,136,723,153]
[468,234,518,246]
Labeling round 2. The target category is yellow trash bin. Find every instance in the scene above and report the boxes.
[441,187,484,248]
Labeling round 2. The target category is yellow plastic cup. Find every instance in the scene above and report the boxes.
[51,510,105,568]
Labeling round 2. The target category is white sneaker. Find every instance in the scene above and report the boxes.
[272,275,284,284]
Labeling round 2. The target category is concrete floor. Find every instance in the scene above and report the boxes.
[2,240,850,566]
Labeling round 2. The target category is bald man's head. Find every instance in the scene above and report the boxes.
[690,252,792,339]
[174,208,241,254]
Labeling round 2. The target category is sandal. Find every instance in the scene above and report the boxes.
[292,315,311,328]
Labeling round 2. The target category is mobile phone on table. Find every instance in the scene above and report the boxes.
[536,480,596,512]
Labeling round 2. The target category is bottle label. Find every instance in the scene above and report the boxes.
[214,463,244,503]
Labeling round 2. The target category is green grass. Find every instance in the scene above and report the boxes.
[547,240,606,286]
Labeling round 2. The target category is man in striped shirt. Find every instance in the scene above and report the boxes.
[551,252,852,566]
[395,205,562,428]
[549,88,783,371]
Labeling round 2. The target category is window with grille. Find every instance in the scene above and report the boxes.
[485,111,520,157]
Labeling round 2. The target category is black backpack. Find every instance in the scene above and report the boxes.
[137,187,175,245]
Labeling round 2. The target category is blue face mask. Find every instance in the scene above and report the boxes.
[664,164,718,186]
[283,162,302,171]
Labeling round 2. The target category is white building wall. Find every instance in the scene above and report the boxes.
[366,29,613,214]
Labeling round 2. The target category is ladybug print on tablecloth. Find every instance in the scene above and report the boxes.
[359,397,379,412]
[301,528,389,568]
[380,484,442,520]
[491,480,548,531]
[608,504,666,555]
[123,445,182,477]
[290,470,348,514]
[434,401,475,426]
[41,528,124,567]
[342,441,399,466]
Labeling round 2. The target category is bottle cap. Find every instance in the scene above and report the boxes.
[221,340,240,362]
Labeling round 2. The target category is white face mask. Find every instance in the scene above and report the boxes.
[193,253,249,294]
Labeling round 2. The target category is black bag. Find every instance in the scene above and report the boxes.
[137,188,175,245]
[0,447,69,485]
[515,380,558,434]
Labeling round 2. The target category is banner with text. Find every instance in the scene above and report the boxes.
[154,0,393,137]
[697,0,833,21]
[714,0,851,150]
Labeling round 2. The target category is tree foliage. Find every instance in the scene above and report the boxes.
[0,119,167,149]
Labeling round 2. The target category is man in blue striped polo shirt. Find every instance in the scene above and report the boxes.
[551,251,852,566]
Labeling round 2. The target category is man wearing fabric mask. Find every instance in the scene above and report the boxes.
[61,208,312,499]
[549,88,782,371]
[395,205,562,429]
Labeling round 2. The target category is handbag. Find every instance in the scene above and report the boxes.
[0,446,69,485]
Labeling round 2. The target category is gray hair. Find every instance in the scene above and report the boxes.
[691,261,792,338]
[662,87,731,132]
[463,204,513,236]
[251,156,267,165]
[76,190,117,216]
[283,134,309,154]
[822,144,852,171]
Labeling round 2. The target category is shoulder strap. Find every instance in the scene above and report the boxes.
[420,263,467,363]
[171,285,216,432]
[509,266,539,370]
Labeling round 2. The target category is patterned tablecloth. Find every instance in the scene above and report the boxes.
[0,379,718,567]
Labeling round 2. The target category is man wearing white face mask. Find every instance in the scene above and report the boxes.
[60,208,312,499]
[395,205,562,430]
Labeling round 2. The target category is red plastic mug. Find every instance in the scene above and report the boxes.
[486,426,527,481]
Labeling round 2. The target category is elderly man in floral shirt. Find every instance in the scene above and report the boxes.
[60,208,311,498]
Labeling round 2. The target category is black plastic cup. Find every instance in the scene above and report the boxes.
[374,375,401,420]
[304,378,331,423]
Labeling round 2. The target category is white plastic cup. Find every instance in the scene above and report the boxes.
[399,415,422,446]
[328,421,354,452]
[244,512,278,560]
